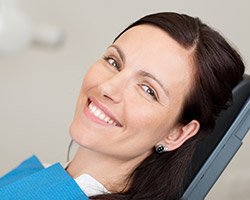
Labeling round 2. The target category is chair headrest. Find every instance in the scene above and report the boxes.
[183,74,250,190]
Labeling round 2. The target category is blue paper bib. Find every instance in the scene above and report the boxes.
[0,156,89,200]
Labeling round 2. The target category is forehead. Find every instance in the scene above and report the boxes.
[113,24,195,99]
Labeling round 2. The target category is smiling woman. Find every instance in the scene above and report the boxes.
[70,24,197,162]
[0,12,245,200]
[66,12,245,200]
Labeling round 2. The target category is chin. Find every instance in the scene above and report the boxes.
[69,116,99,149]
[69,118,85,143]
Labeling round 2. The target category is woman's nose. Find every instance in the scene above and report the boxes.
[97,72,127,103]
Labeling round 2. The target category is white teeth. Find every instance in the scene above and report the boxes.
[99,113,105,120]
[108,119,114,124]
[94,109,101,116]
[89,103,93,109]
[91,105,96,112]
[104,116,110,122]
[88,102,119,126]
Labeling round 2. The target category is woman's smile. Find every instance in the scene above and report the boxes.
[83,97,123,128]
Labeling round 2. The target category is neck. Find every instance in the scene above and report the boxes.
[66,146,148,192]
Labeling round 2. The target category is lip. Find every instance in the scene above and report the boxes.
[86,97,123,127]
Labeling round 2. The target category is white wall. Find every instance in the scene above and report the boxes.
[0,0,249,199]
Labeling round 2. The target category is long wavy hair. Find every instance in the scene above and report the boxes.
[91,12,245,200]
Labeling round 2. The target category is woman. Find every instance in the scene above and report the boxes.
[67,12,245,199]
[0,12,245,200]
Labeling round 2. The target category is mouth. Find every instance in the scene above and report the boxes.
[86,98,123,127]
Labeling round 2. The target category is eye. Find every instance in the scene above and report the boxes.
[141,84,158,100]
[103,56,121,71]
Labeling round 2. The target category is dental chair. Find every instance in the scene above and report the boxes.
[182,74,250,200]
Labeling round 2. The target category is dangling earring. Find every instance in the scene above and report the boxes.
[155,144,168,154]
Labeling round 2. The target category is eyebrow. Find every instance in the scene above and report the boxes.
[138,70,169,97]
[109,44,126,62]
[108,44,169,97]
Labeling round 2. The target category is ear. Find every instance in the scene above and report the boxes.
[160,120,200,151]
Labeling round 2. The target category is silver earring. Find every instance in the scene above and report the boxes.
[155,144,168,153]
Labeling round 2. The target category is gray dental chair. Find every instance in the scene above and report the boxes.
[182,74,250,200]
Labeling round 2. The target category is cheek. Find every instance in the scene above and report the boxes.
[125,101,170,136]
[125,95,184,144]
[128,108,156,128]
[82,65,100,92]
[73,64,102,117]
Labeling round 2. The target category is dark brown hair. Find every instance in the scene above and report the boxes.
[91,12,245,200]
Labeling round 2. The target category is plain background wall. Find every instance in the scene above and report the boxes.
[0,0,249,199]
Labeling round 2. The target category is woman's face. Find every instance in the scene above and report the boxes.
[70,24,195,161]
